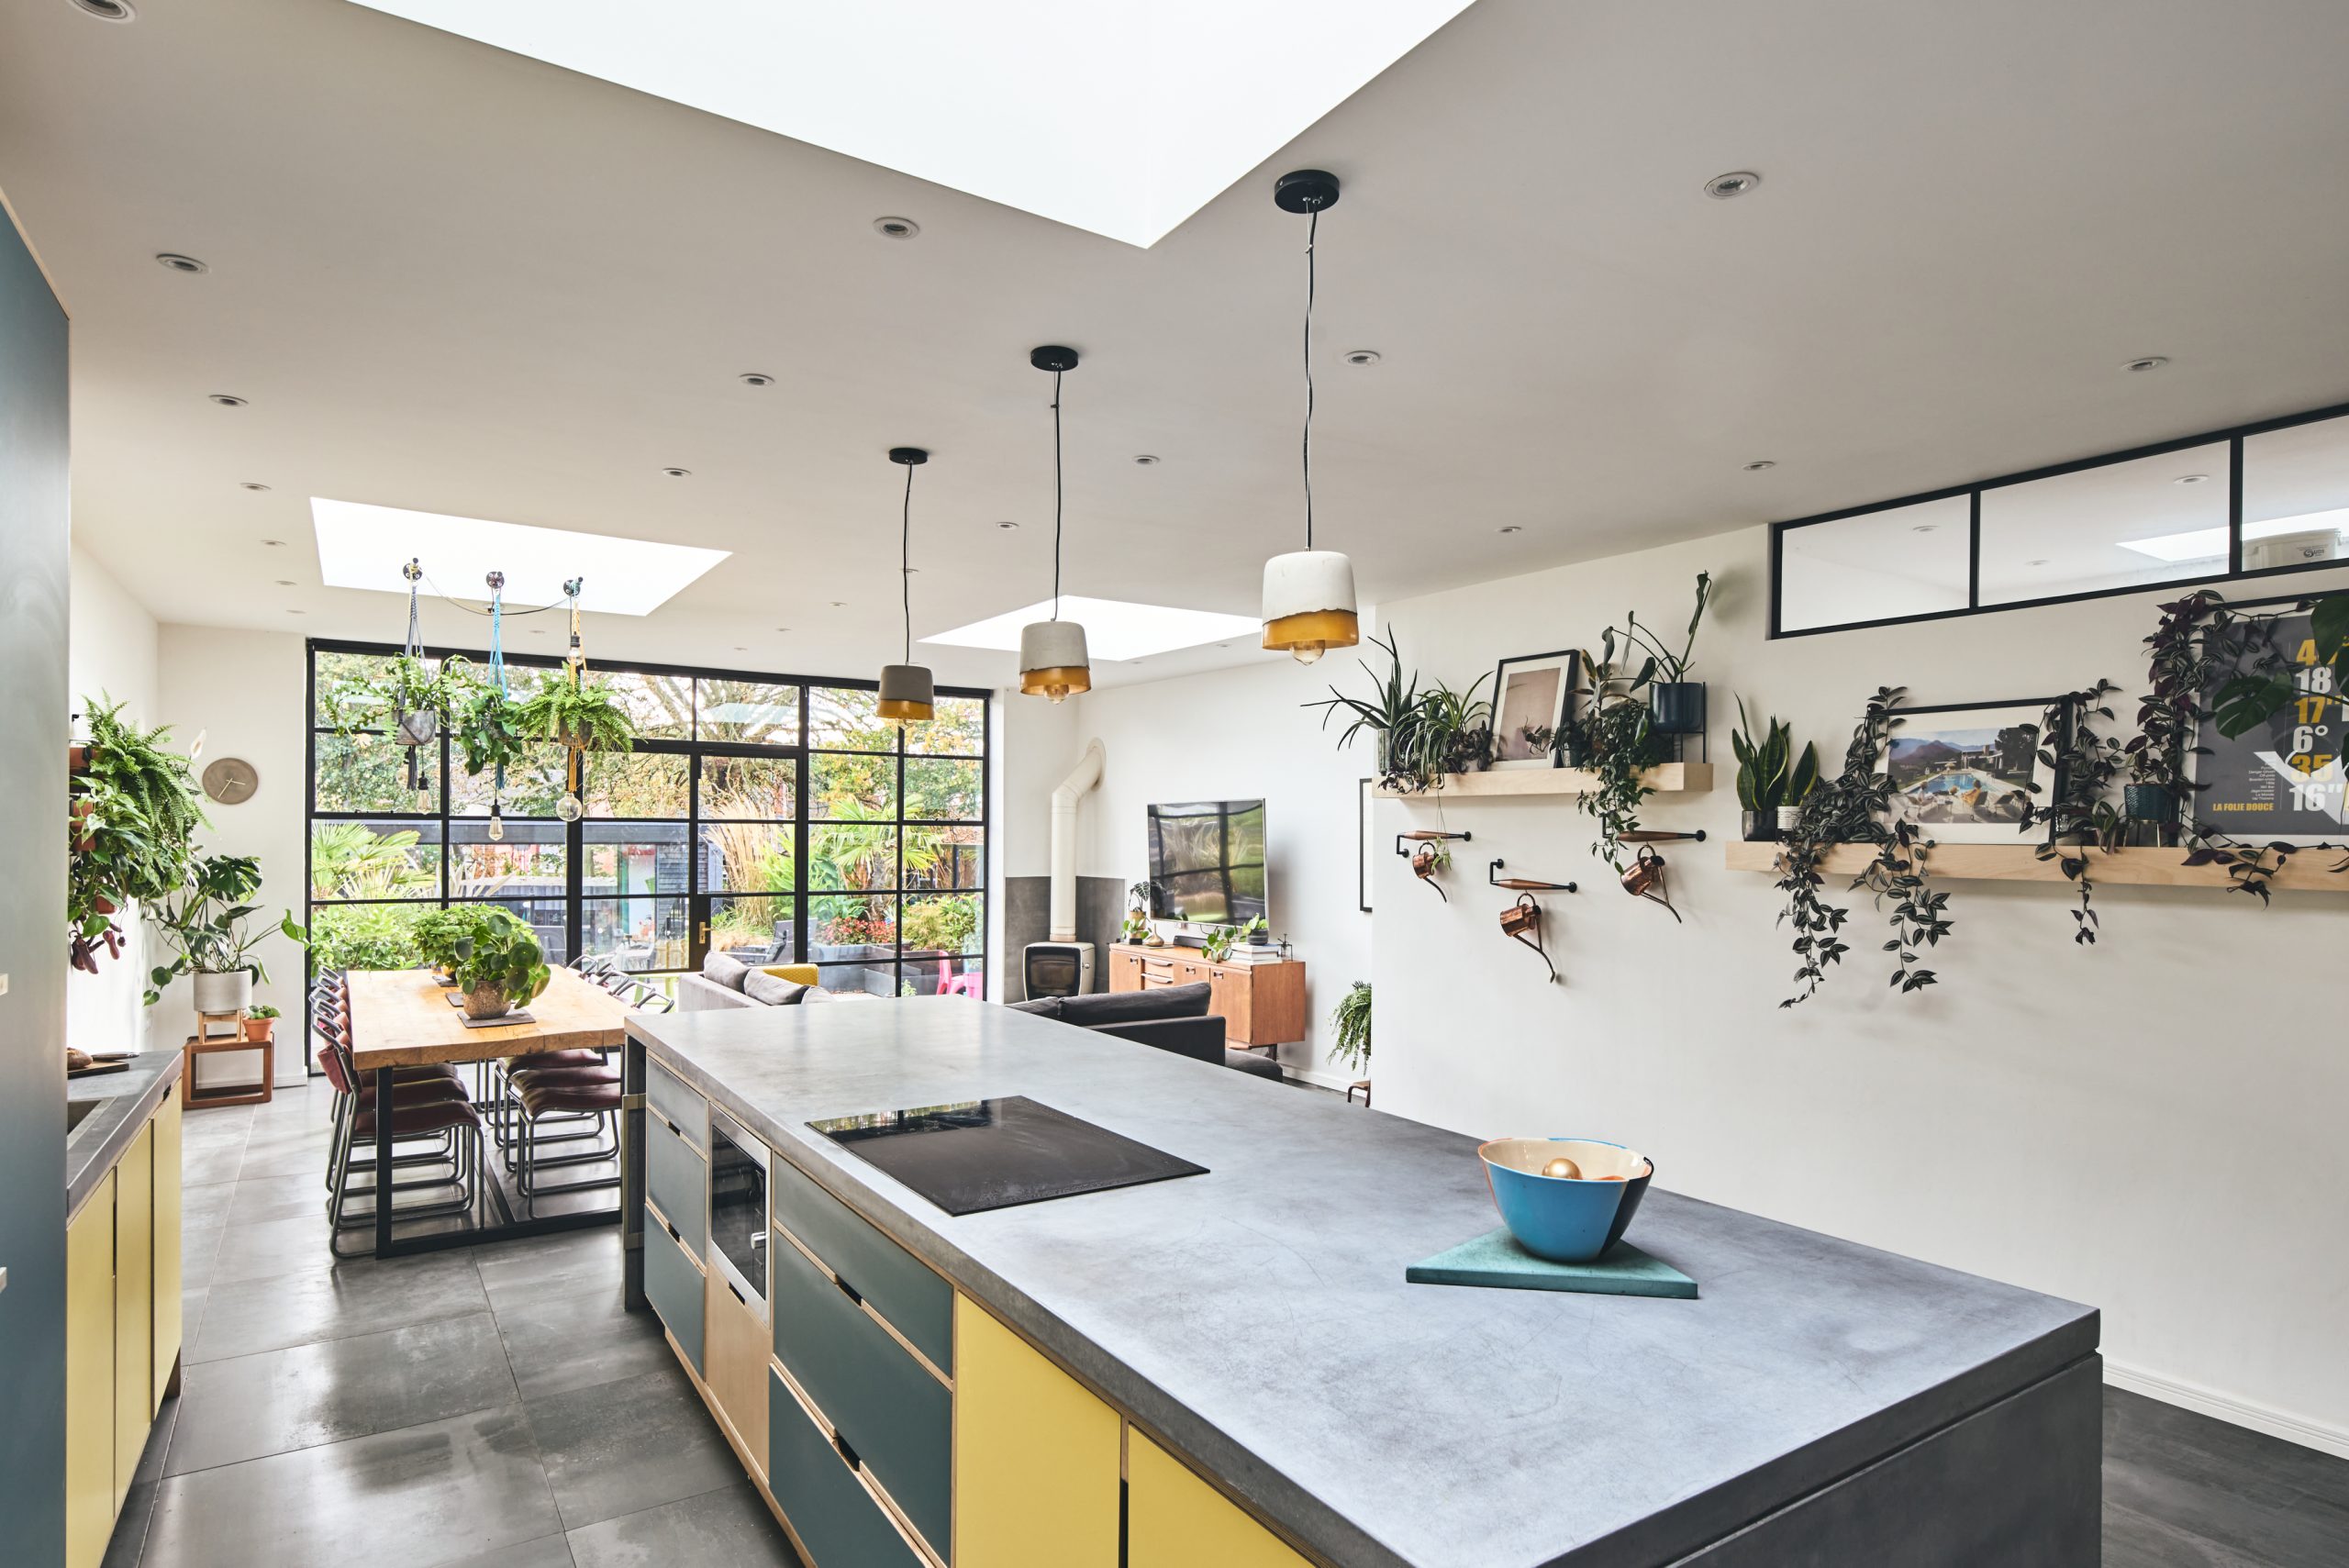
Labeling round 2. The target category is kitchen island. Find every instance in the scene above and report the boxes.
[623,998,2099,1568]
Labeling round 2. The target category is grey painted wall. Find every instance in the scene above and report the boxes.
[0,203,71,1564]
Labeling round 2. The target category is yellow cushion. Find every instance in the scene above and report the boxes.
[762,964,818,988]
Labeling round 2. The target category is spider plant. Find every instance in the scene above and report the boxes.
[1305,628,1437,791]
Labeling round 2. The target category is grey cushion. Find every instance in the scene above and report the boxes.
[1223,1049,1285,1081]
[800,987,839,1004]
[743,970,809,1006]
[1006,996,1062,1017]
[701,951,751,992]
[1056,982,1211,1026]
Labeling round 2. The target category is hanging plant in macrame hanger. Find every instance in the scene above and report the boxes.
[509,576,636,822]
[395,558,437,809]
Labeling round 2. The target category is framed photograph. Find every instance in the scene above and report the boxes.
[1357,777,1375,913]
[1490,650,1580,769]
[1879,698,2057,842]
[2194,598,2348,840]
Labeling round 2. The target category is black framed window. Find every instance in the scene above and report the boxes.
[1772,401,2349,638]
[303,642,989,1065]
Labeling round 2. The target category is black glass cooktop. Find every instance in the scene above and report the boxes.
[807,1095,1208,1216]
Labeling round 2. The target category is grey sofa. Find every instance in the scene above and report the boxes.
[676,951,835,1012]
[1010,983,1284,1081]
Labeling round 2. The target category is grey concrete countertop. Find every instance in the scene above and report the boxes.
[629,999,2097,1568]
[67,1049,184,1223]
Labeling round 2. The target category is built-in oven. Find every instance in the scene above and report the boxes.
[707,1111,769,1320]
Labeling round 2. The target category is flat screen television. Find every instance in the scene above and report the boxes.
[1146,799,1268,927]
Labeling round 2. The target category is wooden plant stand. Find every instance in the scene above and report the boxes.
[184,1009,273,1108]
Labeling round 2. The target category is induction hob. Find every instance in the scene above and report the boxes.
[807,1095,1208,1216]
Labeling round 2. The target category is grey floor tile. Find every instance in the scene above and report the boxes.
[494,1282,673,1402]
[474,1228,624,1309]
[141,1404,561,1568]
[225,1169,337,1226]
[440,1534,578,1568]
[565,1482,799,1568]
[526,1365,743,1531]
[181,1140,247,1186]
[181,1175,239,1230]
[191,1245,488,1362]
[168,1311,518,1475]
[2102,1389,2349,1567]
[2102,1497,2260,1568]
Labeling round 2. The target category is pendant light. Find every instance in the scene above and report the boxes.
[1019,345,1091,702]
[877,446,937,724]
[484,569,509,840]
[1259,169,1358,665]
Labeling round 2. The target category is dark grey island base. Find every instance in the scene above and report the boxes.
[622,998,2099,1568]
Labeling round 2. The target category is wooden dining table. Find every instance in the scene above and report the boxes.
[346,967,634,1259]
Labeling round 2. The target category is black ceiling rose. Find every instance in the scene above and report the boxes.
[888,446,929,465]
[1030,345,1079,373]
[1275,169,1341,213]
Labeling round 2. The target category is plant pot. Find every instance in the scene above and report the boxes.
[1740,810,1782,842]
[396,709,438,748]
[1649,682,1707,736]
[462,984,512,1021]
[2123,784,2176,823]
[192,969,253,1015]
[241,1018,276,1045]
[1776,805,1803,833]
[1558,734,1593,769]
[68,742,90,774]
[1247,929,1272,946]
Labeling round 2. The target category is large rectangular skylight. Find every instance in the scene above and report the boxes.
[924,596,1259,662]
[2118,506,2349,563]
[311,498,729,616]
[348,1,1473,247]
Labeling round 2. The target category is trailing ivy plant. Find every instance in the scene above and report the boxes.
[1776,687,1907,1007]
[2030,682,2123,943]
[324,652,482,739]
[1857,816,1952,995]
[1577,695,1659,869]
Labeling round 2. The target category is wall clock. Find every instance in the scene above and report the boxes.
[201,756,259,806]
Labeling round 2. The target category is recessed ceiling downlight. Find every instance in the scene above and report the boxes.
[71,0,136,20]
[739,373,774,387]
[2173,473,2210,485]
[1704,171,1762,199]
[996,520,1019,530]
[1133,454,1161,466]
[155,252,206,273]
[2125,356,2169,373]
[661,467,691,478]
[873,216,919,239]
[1344,350,1382,366]
[1743,460,1776,472]
[241,482,272,492]
[208,394,248,406]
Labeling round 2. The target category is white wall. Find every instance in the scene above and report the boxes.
[1011,660,1376,1088]
[152,624,309,1084]
[65,546,159,1058]
[1373,527,2349,1455]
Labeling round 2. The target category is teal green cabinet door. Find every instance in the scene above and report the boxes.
[767,1369,922,1568]
[769,1152,952,1373]
[648,1114,707,1261]
[644,1224,706,1374]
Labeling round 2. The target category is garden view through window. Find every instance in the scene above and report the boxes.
[305,642,988,1053]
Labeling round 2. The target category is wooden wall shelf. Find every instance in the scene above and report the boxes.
[1375,763,1711,801]
[1721,840,2349,893]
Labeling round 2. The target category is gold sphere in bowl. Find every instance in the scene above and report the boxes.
[1541,1156,1581,1180]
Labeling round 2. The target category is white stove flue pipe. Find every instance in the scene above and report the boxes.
[1049,739,1106,942]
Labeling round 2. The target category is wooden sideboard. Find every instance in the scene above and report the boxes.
[1106,944,1306,1051]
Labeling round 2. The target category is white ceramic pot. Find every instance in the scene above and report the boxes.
[1776,805,1802,832]
[192,968,252,1015]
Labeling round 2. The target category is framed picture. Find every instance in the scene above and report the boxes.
[1490,650,1580,769]
[1357,777,1375,913]
[2194,598,2348,840]
[1879,697,2058,842]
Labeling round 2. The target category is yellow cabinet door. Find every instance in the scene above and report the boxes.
[114,1120,156,1502]
[65,1173,117,1568]
[1126,1429,1309,1568]
[152,1083,184,1413]
[953,1294,1121,1567]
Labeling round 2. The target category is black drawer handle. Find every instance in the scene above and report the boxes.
[726,1279,747,1307]
[663,1218,681,1244]
[831,1273,863,1307]
[833,1430,861,1469]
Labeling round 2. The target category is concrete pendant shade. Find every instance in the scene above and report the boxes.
[1019,617,1092,702]
[1260,548,1359,664]
[877,662,934,723]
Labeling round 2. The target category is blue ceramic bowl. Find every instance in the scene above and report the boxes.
[1478,1138,1654,1263]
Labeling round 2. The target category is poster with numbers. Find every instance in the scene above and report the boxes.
[2196,610,2348,840]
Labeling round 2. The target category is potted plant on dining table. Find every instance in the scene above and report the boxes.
[450,906,551,1022]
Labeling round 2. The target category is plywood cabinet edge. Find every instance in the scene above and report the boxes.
[1375,762,1712,800]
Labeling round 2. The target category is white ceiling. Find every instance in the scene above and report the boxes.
[7,0,2349,691]
[346,0,1475,248]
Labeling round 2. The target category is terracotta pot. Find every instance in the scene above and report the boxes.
[462,984,512,1021]
[92,893,118,916]
[68,742,90,774]
[242,1018,276,1045]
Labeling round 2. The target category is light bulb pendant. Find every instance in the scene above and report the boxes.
[878,662,935,725]
[557,793,583,823]
[487,801,506,842]
[1261,549,1359,662]
[1019,617,1092,701]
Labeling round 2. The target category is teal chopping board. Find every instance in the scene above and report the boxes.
[1407,1227,1697,1298]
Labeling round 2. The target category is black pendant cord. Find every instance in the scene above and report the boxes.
[1303,206,1318,550]
[1051,366,1065,621]
[900,460,915,662]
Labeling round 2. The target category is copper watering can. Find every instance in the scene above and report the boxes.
[1497,894,1557,982]
[1620,845,1682,923]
